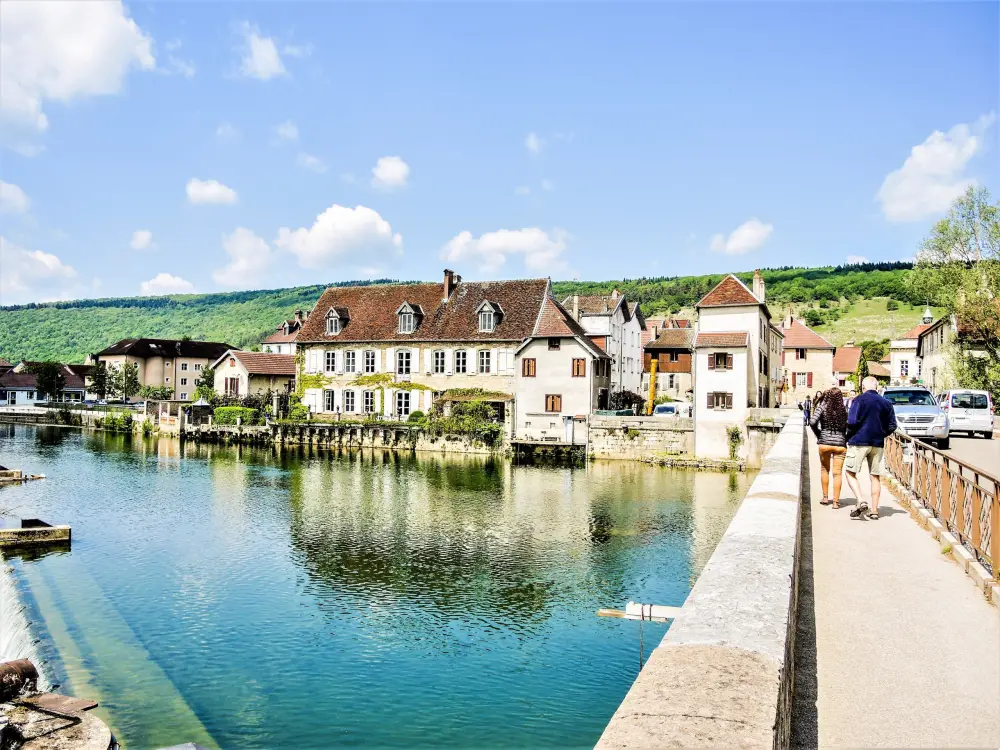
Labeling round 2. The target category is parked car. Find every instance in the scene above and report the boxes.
[652,402,690,417]
[882,386,950,449]
[937,389,994,439]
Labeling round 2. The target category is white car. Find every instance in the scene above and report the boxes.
[938,390,994,439]
[652,402,690,417]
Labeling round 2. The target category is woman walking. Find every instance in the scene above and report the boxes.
[810,385,849,508]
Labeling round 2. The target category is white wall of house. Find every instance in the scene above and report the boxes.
[697,305,777,407]
[262,342,295,355]
[693,346,750,459]
[781,348,835,403]
[514,337,608,443]
[0,388,86,406]
[575,304,644,395]
[889,339,919,385]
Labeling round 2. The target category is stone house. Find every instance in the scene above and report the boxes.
[0,363,90,405]
[261,311,308,354]
[641,327,695,402]
[210,350,296,397]
[92,338,234,401]
[692,272,784,459]
[515,297,611,443]
[296,270,601,426]
[779,315,835,404]
[562,290,646,395]
[832,346,861,389]
[888,308,933,385]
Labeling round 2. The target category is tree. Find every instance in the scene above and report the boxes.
[27,361,65,401]
[908,186,1000,400]
[91,361,109,399]
[804,309,824,327]
[121,362,140,402]
[138,385,174,400]
[193,366,216,401]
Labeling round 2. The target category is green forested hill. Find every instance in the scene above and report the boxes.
[1,263,917,363]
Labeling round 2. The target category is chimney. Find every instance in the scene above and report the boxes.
[294,309,304,323]
[572,294,580,320]
[784,304,793,329]
[752,269,765,303]
[443,269,456,301]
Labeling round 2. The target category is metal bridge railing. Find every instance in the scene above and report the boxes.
[885,431,998,578]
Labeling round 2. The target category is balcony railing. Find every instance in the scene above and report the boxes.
[885,431,998,578]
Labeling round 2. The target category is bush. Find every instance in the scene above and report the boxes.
[407,410,426,424]
[608,390,645,413]
[804,309,824,327]
[214,406,261,425]
[886,299,899,311]
[653,394,676,405]
[138,385,174,400]
[426,400,504,446]
[100,412,134,433]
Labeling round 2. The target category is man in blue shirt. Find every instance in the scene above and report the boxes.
[844,376,897,520]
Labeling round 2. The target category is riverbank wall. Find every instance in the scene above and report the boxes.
[597,417,806,748]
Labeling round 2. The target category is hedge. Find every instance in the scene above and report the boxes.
[214,406,261,425]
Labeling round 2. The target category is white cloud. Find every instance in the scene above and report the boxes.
[216,122,239,139]
[275,120,298,141]
[276,204,403,271]
[282,43,312,58]
[0,0,154,141]
[440,228,568,274]
[236,22,286,80]
[167,56,196,78]
[129,230,154,250]
[0,236,77,304]
[709,218,774,255]
[140,272,194,296]
[846,255,869,265]
[371,156,410,189]
[212,227,272,288]
[186,178,238,205]
[0,181,30,214]
[541,178,555,192]
[515,185,531,196]
[297,152,327,173]
[878,113,995,222]
[525,132,544,155]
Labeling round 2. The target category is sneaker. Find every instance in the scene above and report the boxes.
[850,503,869,519]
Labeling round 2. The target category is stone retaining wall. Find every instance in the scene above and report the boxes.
[587,416,693,460]
[597,418,805,749]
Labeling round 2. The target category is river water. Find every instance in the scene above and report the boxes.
[0,424,754,749]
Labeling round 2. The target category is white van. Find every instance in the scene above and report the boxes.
[938,390,994,439]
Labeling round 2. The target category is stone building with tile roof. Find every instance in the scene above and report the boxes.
[93,338,234,401]
[641,327,695,401]
[0,362,89,405]
[261,310,309,354]
[888,306,934,385]
[210,350,297,397]
[561,289,646,396]
[778,311,836,404]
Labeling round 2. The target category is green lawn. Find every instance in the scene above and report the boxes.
[806,299,940,346]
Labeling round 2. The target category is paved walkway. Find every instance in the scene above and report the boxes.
[792,432,1000,749]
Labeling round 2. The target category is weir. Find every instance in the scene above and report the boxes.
[0,562,50,691]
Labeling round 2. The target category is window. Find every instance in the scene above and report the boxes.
[225,377,240,396]
[548,338,561,351]
[181,363,188,371]
[397,350,411,374]
[545,394,562,413]
[433,350,445,374]
[455,350,468,374]
[706,392,733,410]
[194,363,202,371]
[363,390,375,413]
[572,358,586,377]
[398,312,415,334]
[229,358,236,367]
[522,358,536,377]
[479,309,494,332]
[795,372,809,387]
[396,390,410,416]
[900,359,909,377]
[795,348,807,360]
[668,374,676,389]
[478,350,491,374]
[165,360,173,367]
[344,390,355,412]
[325,390,336,412]
[325,351,337,372]
[708,352,733,370]
[179,392,187,400]
[327,317,341,335]
[669,351,680,363]
[345,351,356,373]
[180,378,188,386]
[165,376,171,384]
[364,350,376,373]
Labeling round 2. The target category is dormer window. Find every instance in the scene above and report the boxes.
[325,307,349,336]
[476,301,502,333]
[396,302,423,334]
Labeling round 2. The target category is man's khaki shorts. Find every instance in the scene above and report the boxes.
[845,445,884,476]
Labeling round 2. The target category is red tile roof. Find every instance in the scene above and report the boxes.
[694,331,749,348]
[902,323,931,339]
[780,319,834,349]
[645,329,695,350]
[832,346,862,373]
[298,279,550,343]
[533,297,609,359]
[228,351,297,376]
[696,275,761,308]
[262,319,302,344]
[866,360,890,378]
[0,366,87,391]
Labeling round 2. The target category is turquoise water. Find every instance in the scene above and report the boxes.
[0,424,753,749]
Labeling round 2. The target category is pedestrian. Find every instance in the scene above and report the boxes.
[844,376,898,520]
[802,396,811,424]
[845,388,857,410]
[810,384,848,508]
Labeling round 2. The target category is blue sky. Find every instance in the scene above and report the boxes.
[1,1,997,304]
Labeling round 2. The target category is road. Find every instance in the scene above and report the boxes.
[944,433,1000,477]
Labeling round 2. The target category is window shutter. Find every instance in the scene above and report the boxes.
[807,372,813,388]
[707,392,713,408]
[336,351,344,374]
[445,348,453,375]
[506,348,516,375]
[726,353,733,369]
[424,349,433,374]
[725,393,733,409]
[708,354,715,370]
[491,348,499,375]
[498,349,508,374]
[386,347,394,372]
